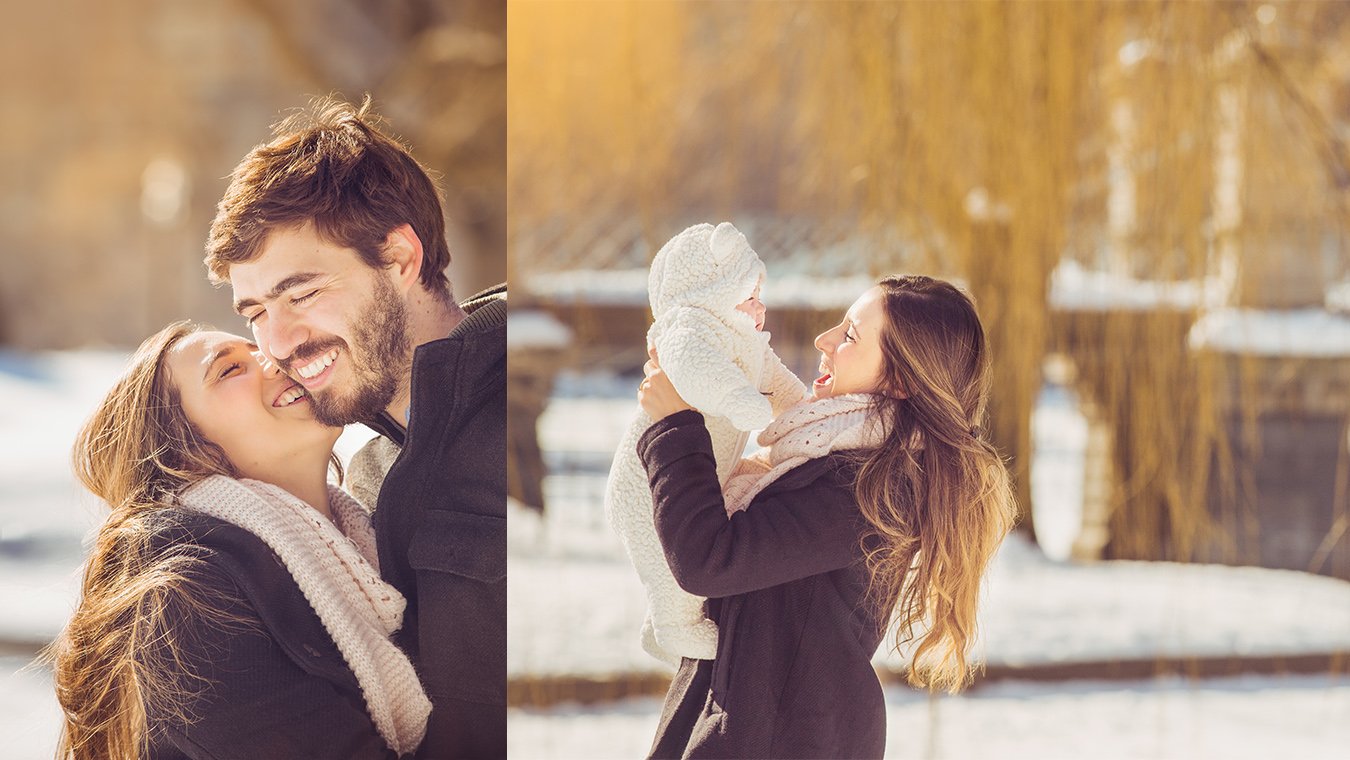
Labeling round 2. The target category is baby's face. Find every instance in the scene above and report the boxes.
[735,283,766,331]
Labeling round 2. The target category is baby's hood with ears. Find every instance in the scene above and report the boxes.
[648,222,766,319]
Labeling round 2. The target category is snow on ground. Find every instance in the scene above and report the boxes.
[0,656,60,759]
[523,268,887,311]
[1049,260,1225,312]
[0,349,129,643]
[509,674,1350,760]
[1325,280,1350,314]
[1188,307,1350,357]
[508,310,574,350]
[509,370,1350,679]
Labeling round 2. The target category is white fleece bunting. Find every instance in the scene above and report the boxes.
[605,222,808,666]
[177,475,430,754]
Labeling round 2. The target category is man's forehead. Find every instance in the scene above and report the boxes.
[229,225,355,286]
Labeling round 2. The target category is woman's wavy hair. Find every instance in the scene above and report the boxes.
[46,321,242,759]
[853,274,1017,693]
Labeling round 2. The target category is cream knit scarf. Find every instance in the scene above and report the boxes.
[722,393,889,516]
[177,475,431,754]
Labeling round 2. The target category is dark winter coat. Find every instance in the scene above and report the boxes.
[637,410,889,760]
[143,511,400,760]
[358,284,508,759]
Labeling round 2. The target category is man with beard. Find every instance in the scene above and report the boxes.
[204,97,506,759]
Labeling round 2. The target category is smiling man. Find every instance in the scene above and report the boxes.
[204,98,506,759]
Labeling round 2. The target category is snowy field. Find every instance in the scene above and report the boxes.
[510,674,1350,760]
[507,368,1350,757]
[509,371,1350,679]
[1,656,61,758]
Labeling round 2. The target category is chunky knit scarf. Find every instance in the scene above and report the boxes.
[722,393,889,516]
[177,475,431,754]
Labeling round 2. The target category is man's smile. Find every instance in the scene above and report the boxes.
[292,348,340,389]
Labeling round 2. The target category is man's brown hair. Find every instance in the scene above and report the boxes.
[205,96,452,300]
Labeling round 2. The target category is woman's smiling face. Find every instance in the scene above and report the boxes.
[812,286,889,399]
[164,331,340,479]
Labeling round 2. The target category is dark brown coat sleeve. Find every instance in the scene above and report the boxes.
[637,409,864,598]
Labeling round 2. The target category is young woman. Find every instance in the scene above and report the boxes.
[48,321,429,759]
[637,274,1016,759]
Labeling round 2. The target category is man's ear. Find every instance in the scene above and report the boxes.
[383,224,424,294]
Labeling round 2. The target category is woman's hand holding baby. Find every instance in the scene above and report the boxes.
[638,352,694,421]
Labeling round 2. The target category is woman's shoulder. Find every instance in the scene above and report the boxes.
[142,508,282,591]
[145,508,255,552]
[772,451,862,492]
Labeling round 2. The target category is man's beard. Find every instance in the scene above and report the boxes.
[300,276,412,427]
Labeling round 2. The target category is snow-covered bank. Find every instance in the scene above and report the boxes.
[0,656,60,759]
[511,504,1350,679]
[508,371,1350,680]
[509,674,1350,760]
[1189,307,1350,356]
[0,349,129,644]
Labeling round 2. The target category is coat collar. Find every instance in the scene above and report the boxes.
[364,284,507,446]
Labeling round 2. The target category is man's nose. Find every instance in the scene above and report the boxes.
[256,315,306,368]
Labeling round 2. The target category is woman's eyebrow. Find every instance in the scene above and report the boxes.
[202,342,252,382]
[202,347,234,382]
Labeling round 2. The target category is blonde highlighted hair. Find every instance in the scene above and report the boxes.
[46,321,242,759]
[854,275,1017,693]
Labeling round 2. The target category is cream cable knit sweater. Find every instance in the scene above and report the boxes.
[605,222,807,666]
[177,475,431,755]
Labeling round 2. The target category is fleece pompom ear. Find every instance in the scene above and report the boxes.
[709,222,750,267]
[649,223,715,314]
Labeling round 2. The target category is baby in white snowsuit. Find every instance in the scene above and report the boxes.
[604,222,807,665]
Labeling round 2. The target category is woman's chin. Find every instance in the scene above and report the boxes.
[286,416,344,451]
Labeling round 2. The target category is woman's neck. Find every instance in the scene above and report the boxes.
[246,460,333,521]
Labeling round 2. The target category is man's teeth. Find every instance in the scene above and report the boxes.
[296,349,339,379]
[277,387,307,406]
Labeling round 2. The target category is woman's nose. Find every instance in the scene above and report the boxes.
[814,328,831,353]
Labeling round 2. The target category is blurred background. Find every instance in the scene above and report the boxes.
[507,1,1350,758]
[0,1,503,755]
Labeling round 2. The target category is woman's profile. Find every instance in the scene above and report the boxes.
[636,274,1016,759]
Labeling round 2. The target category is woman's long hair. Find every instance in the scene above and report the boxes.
[854,275,1017,693]
[46,321,241,760]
